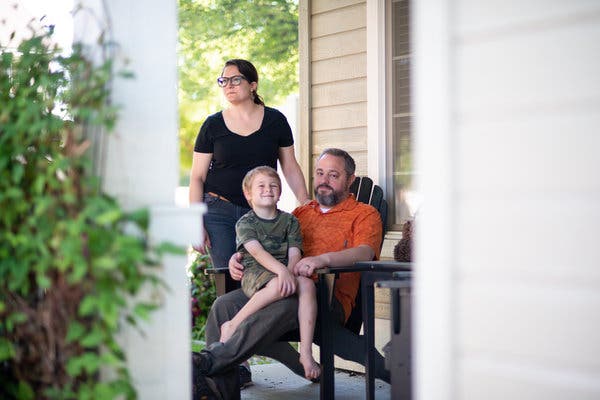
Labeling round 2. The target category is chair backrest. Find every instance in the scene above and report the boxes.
[345,176,387,333]
[349,176,388,241]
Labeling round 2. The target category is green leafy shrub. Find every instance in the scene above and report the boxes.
[0,27,163,399]
[188,251,216,342]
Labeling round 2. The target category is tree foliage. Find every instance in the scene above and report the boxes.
[0,27,165,399]
[178,0,299,180]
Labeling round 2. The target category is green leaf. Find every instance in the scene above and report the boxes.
[80,328,104,348]
[66,352,102,376]
[36,273,51,289]
[155,241,187,255]
[10,312,27,326]
[16,381,35,400]
[67,352,102,377]
[133,302,159,321]
[100,350,122,366]
[68,258,88,283]
[3,187,23,200]
[94,208,122,225]
[66,321,86,343]
[79,296,97,316]
[0,337,16,361]
[125,208,149,230]
[117,70,135,79]
[11,163,24,183]
[94,256,117,270]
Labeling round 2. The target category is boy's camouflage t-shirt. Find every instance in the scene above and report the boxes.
[235,210,303,270]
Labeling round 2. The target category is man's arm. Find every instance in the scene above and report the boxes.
[293,244,374,277]
[228,252,244,281]
[293,203,381,276]
[287,246,302,274]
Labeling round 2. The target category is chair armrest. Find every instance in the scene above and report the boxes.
[376,280,412,289]
[316,260,412,275]
[202,267,237,296]
[315,261,412,304]
[204,267,229,275]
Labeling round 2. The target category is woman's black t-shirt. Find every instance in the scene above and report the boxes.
[194,107,294,208]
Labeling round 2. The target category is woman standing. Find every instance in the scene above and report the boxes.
[189,58,310,278]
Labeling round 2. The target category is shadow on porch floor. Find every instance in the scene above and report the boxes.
[242,363,391,400]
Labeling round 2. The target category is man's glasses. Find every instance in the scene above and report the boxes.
[217,75,248,87]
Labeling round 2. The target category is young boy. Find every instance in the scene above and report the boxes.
[218,166,320,380]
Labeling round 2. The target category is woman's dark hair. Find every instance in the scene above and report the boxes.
[222,59,265,106]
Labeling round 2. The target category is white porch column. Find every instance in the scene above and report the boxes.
[74,1,200,399]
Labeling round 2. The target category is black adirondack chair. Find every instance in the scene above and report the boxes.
[344,176,388,331]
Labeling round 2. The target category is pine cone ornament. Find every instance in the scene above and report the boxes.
[393,220,413,262]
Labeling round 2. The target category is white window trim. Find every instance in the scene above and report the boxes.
[366,0,387,191]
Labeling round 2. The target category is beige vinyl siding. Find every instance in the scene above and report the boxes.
[311,78,366,107]
[309,0,368,174]
[313,127,367,153]
[313,102,367,130]
[312,2,365,37]
[312,53,367,83]
[312,0,364,15]
[312,28,366,60]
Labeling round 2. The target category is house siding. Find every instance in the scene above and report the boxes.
[414,0,600,399]
[454,2,600,398]
[308,0,369,176]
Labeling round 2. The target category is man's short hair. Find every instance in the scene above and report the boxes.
[318,148,356,176]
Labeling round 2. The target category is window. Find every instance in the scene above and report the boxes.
[388,0,418,230]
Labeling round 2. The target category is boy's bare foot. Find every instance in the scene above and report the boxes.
[220,321,235,343]
[299,353,321,380]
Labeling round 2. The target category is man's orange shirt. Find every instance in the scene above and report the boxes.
[293,194,382,322]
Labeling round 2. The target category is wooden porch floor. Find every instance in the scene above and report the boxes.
[241,363,391,400]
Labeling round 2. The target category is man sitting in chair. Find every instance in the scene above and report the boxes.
[193,148,389,399]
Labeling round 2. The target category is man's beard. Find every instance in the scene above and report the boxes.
[314,184,342,207]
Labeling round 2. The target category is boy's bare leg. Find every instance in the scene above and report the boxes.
[220,278,282,343]
[297,276,320,380]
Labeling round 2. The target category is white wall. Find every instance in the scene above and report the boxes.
[414,1,600,399]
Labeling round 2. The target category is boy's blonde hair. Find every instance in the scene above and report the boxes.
[242,165,282,195]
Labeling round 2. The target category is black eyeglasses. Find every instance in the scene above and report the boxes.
[217,75,248,87]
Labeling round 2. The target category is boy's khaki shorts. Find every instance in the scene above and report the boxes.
[241,266,277,297]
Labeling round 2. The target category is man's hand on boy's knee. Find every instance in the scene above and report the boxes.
[293,255,327,277]
[228,252,244,281]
